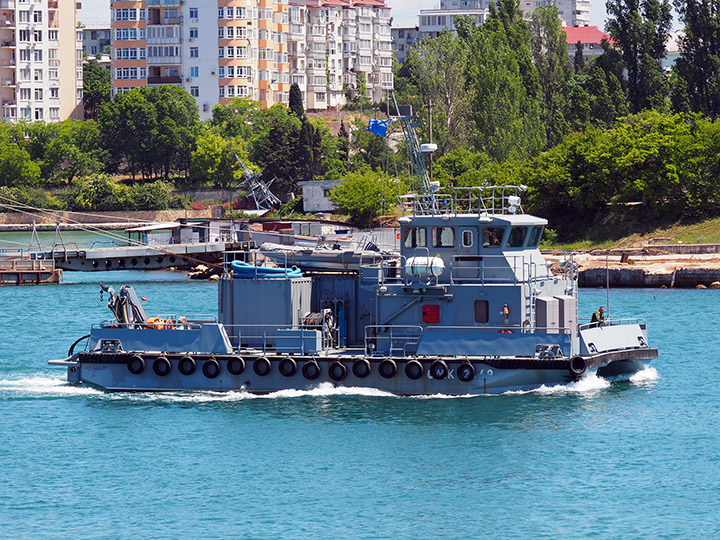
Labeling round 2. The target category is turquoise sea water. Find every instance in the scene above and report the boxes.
[1,272,718,539]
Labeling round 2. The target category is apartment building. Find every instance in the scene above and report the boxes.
[111,0,290,120]
[287,0,393,110]
[418,0,590,39]
[390,26,418,64]
[83,26,111,57]
[109,1,392,117]
[1,0,84,122]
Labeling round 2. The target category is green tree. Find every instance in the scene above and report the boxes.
[41,120,107,183]
[530,6,572,147]
[0,140,41,187]
[606,0,672,112]
[461,18,545,162]
[289,82,305,119]
[405,28,473,154]
[329,171,407,225]
[83,59,110,121]
[190,128,248,188]
[672,0,720,116]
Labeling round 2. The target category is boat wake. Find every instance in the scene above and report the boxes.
[629,366,659,384]
[506,372,611,396]
[0,375,105,398]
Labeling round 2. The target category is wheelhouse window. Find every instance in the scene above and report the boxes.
[482,227,504,248]
[462,230,473,248]
[403,227,427,248]
[508,227,528,248]
[527,225,544,247]
[432,227,455,248]
[474,300,489,323]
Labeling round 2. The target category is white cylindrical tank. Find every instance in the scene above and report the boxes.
[405,256,445,277]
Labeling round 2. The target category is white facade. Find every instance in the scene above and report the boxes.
[1,0,84,122]
[419,0,589,36]
[391,26,418,64]
[288,0,393,110]
[418,7,489,40]
[83,27,111,57]
[298,179,339,212]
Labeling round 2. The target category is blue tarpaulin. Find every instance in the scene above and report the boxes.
[365,119,388,137]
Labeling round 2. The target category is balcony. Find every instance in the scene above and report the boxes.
[1,39,15,47]
[146,0,181,5]
[1,17,15,30]
[2,78,15,86]
[148,76,181,84]
[0,1,16,8]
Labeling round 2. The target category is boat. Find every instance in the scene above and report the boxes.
[49,99,657,394]
[259,234,396,272]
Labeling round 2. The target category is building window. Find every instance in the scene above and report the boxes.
[190,87,199,97]
[189,7,198,19]
[190,47,199,58]
[35,108,43,120]
[190,66,199,77]
[190,28,198,39]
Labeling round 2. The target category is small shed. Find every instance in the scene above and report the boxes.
[298,180,341,213]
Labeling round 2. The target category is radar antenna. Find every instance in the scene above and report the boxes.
[366,91,439,215]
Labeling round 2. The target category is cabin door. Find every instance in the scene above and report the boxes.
[454,227,481,280]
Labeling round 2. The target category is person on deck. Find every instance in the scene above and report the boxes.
[591,306,605,325]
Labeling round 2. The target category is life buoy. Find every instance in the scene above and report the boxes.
[202,358,221,378]
[178,355,196,375]
[153,356,171,376]
[430,359,448,380]
[164,319,174,330]
[352,358,371,378]
[405,359,423,380]
[329,361,347,381]
[457,362,476,382]
[127,354,145,374]
[279,356,297,377]
[254,357,272,376]
[227,356,245,375]
[569,356,587,376]
[379,359,397,379]
[302,360,321,380]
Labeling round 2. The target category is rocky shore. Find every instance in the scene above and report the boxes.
[547,245,720,288]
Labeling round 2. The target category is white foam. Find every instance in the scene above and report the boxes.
[505,371,611,396]
[0,375,105,397]
[117,382,397,404]
[629,366,659,384]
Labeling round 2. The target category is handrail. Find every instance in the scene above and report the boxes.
[578,318,647,331]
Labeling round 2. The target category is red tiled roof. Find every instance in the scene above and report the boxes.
[563,26,611,45]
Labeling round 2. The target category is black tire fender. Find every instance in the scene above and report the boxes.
[379,359,397,379]
[457,362,476,382]
[127,354,145,375]
[227,356,245,375]
[302,360,321,380]
[329,361,347,381]
[178,355,196,375]
[253,357,272,376]
[405,359,423,380]
[352,358,371,378]
[569,356,587,376]
[153,356,171,377]
[202,358,221,379]
[430,359,448,380]
[279,356,297,377]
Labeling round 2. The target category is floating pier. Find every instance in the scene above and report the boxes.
[0,259,62,285]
